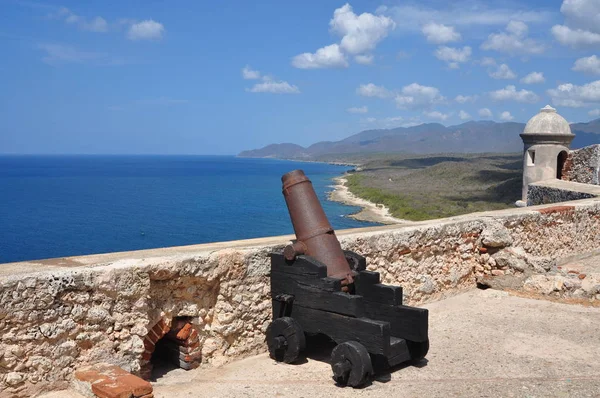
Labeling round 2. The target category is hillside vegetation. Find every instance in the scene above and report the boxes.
[339,152,523,221]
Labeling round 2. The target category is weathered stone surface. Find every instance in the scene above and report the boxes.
[0,198,599,396]
[528,183,597,206]
[481,220,513,248]
[563,144,600,185]
[492,248,528,272]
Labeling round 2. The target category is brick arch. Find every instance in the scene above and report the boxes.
[139,317,202,380]
[139,317,172,379]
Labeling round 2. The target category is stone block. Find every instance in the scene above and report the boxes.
[73,363,152,398]
[481,221,513,248]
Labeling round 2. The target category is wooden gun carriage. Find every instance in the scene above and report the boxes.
[265,170,429,387]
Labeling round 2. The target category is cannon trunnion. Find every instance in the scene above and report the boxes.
[267,250,429,387]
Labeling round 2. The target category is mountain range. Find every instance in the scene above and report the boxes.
[238,119,600,159]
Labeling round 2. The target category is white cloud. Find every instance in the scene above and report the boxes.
[547,80,600,107]
[520,71,545,84]
[459,110,471,120]
[424,110,450,121]
[357,83,392,98]
[330,3,396,55]
[379,3,552,32]
[481,21,545,55]
[552,0,600,48]
[552,25,600,47]
[506,20,528,36]
[361,116,407,128]
[292,4,394,69]
[499,111,514,121]
[291,44,348,69]
[354,54,374,65]
[395,83,445,109]
[82,16,109,32]
[38,43,108,65]
[51,7,108,33]
[127,20,165,40]
[572,55,600,74]
[489,63,517,79]
[242,65,260,80]
[434,46,471,68]
[479,108,493,118]
[347,106,368,114]
[247,78,300,94]
[421,23,461,44]
[480,57,497,66]
[588,109,600,117]
[455,95,476,103]
[490,85,539,103]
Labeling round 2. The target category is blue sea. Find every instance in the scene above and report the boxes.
[0,156,376,264]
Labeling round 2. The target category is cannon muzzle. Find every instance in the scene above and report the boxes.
[281,170,354,283]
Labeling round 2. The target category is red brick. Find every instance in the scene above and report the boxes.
[538,205,575,215]
[143,338,155,352]
[114,374,152,396]
[398,248,411,256]
[152,321,168,339]
[176,323,193,341]
[479,247,488,254]
[138,366,152,381]
[74,370,107,384]
[141,350,152,361]
[188,329,198,340]
[578,273,587,280]
[182,351,202,362]
[91,381,132,398]
[147,328,161,342]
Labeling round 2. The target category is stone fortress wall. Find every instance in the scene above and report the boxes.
[527,144,600,206]
[1,106,599,397]
[1,197,600,397]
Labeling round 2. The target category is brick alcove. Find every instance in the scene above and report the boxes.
[139,317,202,380]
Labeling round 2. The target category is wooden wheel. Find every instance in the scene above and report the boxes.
[407,339,429,361]
[330,341,373,387]
[266,317,305,363]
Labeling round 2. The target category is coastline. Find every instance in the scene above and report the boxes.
[237,155,407,224]
[328,175,411,225]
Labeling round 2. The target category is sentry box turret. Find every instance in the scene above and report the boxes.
[266,170,429,387]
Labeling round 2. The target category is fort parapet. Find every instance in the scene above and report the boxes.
[1,196,600,396]
[1,106,599,397]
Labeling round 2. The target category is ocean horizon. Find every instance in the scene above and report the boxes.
[0,155,376,264]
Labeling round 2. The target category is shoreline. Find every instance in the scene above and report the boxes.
[328,175,411,225]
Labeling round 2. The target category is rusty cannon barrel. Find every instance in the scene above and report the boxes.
[281,169,354,284]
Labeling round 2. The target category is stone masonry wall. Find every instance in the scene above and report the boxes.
[527,184,596,206]
[562,144,600,185]
[1,199,600,397]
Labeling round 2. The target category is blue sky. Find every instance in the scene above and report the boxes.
[1,0,600,155]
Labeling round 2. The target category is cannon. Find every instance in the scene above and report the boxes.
[266,170,429,387]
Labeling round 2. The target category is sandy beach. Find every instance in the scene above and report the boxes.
[328,175,411,225]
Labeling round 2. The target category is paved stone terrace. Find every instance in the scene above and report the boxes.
[42,288,600,398]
